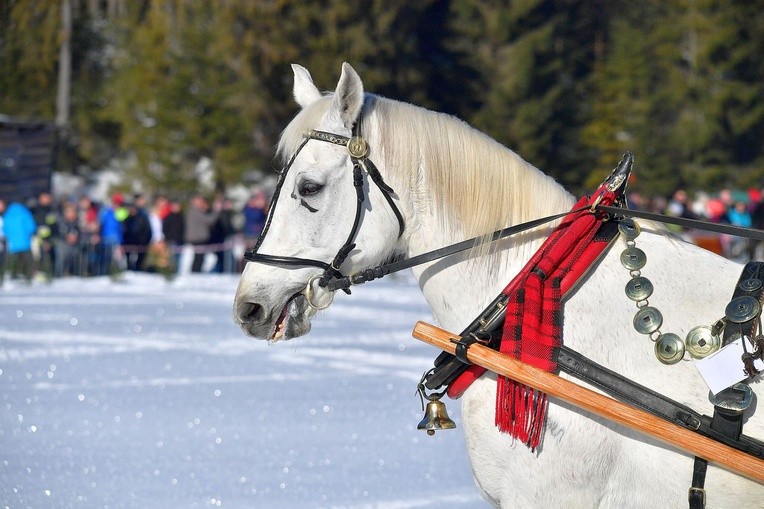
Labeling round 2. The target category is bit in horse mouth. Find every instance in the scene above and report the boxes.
[270,292,303,341]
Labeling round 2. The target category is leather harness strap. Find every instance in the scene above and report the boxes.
[689,388,750,509]
[557,347,763,459]
[689,261,763,508]
[722,262,764,347]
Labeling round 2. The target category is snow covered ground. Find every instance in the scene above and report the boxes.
[0,272,484,508]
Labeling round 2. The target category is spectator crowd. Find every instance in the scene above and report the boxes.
[626,187,764,261]
[0,190,269,285]
[1,185,764,285]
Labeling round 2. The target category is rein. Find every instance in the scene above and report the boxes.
[245,115,764,307]
[327,193,764,294]
[598,205,764,241]
[327,206,592,291]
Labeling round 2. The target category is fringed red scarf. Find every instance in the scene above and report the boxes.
[447,186,622,450]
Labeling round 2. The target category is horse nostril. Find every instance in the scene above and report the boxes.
[237,300,265,324]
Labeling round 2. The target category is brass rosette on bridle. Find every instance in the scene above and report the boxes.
[347,136,368,158]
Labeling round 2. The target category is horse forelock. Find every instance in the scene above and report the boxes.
[277,95,334,164]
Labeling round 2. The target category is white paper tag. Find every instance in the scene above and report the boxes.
[695,338,763,395]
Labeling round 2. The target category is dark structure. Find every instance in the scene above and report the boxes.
[0,116,56,203]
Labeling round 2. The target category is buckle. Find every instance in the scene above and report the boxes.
[688,487,706,508]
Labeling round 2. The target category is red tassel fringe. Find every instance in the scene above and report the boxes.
[496,378,548,450]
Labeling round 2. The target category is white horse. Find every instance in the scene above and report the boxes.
[233,63,763,507]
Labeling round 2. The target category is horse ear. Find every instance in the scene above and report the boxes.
[330,62,364,129]
[292,64,322,108]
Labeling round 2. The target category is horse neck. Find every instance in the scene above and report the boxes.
[404,154,576,331]
[364,98,575,329]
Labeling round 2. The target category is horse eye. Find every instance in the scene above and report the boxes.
[298,180,324,197]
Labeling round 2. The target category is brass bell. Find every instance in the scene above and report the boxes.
[417,398,456,435]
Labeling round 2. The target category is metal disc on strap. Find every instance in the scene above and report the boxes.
[708,382,753,413]
[620,247,647,271]
[685,325,721,359]
[618,219,641,240]
[738,278,763,293]
[625,276,653,302]
[347,136,368,158]
[633,306,663,334]
[655,333,685,365]
[725,296,760,324]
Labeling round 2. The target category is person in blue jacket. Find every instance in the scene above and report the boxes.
[0,198,37,283]
[97,194,125,275]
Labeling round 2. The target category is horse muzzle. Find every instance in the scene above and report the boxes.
[233,291,314,341]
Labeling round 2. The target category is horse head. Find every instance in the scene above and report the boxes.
[233,63,405,340]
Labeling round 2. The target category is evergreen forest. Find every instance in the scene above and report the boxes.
[2,0,763,197]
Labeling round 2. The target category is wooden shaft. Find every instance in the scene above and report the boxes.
[412,321,764,485]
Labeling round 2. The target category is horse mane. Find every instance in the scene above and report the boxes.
[278,93,575,243]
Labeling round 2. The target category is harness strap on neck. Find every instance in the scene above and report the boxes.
[416,152,632,451]
[420,153,633,398]
[690,391,749,509]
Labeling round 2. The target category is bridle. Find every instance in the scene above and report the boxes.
[243,113,405,308]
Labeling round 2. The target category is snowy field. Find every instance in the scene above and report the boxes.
[0,272,485,508]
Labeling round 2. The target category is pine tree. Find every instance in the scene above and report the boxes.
[100,1,440,193]
[0,0,116,172]
[104,1,261,192]
[0,0,61,118]
[580,2,665,192]
[444,0,607,192]
[3,0,761,196]
[582,0,764,195]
